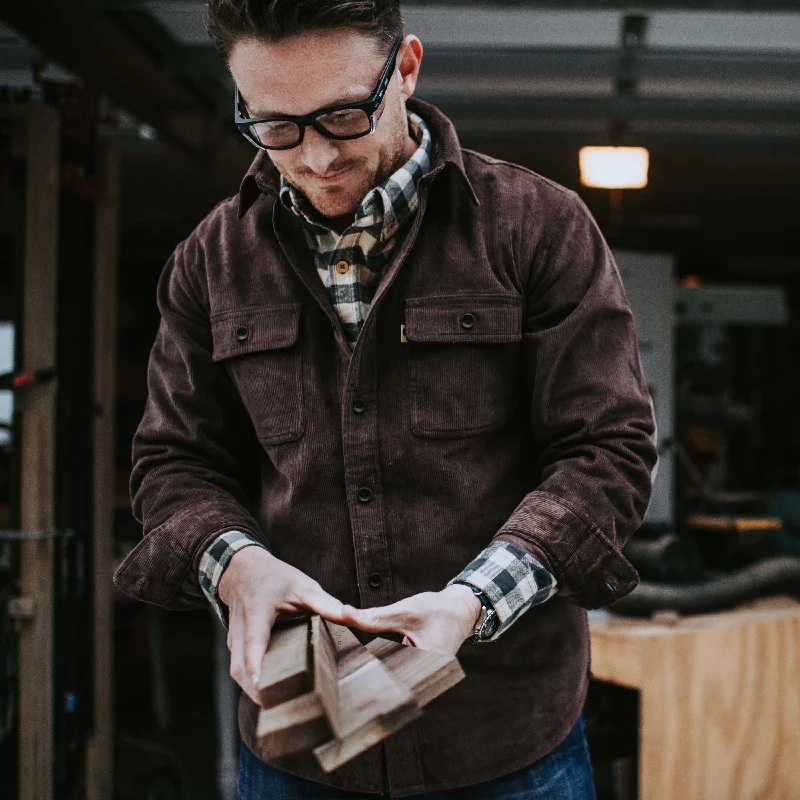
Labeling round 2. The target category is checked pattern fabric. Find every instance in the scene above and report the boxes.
[278,112,432,345]
[447,541,559,641]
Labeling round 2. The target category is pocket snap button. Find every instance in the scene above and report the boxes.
[236,325,250,342]
[368,573,382,589]
[460,313,475,330]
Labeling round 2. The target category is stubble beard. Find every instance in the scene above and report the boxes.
[291,108,411,222]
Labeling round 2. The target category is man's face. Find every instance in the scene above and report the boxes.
[229,30,422,222]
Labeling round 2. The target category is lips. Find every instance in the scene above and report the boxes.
[312,166,354,184]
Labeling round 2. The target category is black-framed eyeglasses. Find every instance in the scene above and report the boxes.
[234,37,402,151]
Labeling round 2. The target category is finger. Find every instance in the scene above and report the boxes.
[300,583,346,622]
[228,610,248,690]
[341,601,414,633]
[244,608,275,687]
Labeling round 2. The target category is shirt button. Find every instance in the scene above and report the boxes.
[352,398,366,414]
[236,326,249,342]
[357,487,373,504]
[460,313,476,330]
[335,260,350,274]
[368,573,383,589]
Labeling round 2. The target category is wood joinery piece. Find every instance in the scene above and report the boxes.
[311,631,465,773]
[365,637,465,708]
[257,619,312,709]
[256,617,465,771]
[312,624,421,772]
[310,615,343,736]
[256,691,330,759]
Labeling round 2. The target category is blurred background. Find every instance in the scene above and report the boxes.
[1,2,799,799]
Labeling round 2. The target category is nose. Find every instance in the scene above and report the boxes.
[300,126,342,175]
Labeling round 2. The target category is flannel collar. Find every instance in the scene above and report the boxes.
[277,112,432,244]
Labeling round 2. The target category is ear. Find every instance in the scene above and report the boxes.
[396,35,423,100]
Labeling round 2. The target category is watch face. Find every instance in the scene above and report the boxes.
[478,610,499,640]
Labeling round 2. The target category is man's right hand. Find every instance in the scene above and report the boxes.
[218,547,346,704]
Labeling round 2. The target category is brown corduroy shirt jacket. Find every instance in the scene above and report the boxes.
[114,98,657,796]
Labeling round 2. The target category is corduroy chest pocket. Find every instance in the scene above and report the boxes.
[404,295,523,438]
[211,304,305,445]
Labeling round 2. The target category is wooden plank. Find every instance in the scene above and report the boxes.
[256,692,330,759]
[321,623,417,740]
[310,615,343,736]
[312,626,420,774]
[17,103,60,800]
[257,620,312,709]
[365,638,465,707]
[86,140,120,800]
[688,514,781,533]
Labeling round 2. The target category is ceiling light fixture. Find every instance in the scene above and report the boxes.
[579,146,650,190]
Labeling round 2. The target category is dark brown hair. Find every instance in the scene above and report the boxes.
[206,0,403,59]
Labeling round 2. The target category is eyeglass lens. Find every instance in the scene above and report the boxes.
[249,107,373,148]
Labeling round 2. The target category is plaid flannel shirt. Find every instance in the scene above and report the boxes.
[199,113,557,638]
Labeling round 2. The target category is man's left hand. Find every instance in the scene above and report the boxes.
[341,583,483,655]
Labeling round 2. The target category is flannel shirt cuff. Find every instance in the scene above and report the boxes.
[447,540,558,642]
[199,530,265,627]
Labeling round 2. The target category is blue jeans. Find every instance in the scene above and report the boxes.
[238,716,595,799]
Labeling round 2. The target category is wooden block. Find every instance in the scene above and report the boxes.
[321,623,417,741]
[365,637,465,707]
[257,622,464,766]
[312,635,463,772]
[313,626,425,773]
[310,615,343,736]
[256,692,330,759]
[257,619,311,709]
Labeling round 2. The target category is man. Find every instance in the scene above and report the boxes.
[113,0,658,797]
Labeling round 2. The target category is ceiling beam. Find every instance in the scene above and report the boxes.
[1,0,250,183]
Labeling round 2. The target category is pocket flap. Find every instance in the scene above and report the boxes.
[211,304,302,361]
[404,295,522,343]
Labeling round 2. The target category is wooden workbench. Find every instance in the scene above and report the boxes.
[590,599,800,800]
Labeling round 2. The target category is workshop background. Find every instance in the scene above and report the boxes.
[1,1,799,799]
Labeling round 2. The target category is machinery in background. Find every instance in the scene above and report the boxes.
[612,252,800,616]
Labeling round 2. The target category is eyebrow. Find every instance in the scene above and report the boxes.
[249,90,369,119]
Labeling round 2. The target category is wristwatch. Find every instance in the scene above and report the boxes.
[454,582,499,642]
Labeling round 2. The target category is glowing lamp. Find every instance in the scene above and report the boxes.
[579,146,649,189]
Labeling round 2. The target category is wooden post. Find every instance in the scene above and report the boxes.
[18,104,60,800]
[85,141,120,800]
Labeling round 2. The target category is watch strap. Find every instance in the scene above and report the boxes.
[453,581,498,642]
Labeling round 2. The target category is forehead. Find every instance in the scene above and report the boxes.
[229,29,387,117]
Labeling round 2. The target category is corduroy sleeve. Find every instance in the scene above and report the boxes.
[493,189,658,610]
[113,233,267,609]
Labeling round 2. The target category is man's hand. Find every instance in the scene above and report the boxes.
[340,584,483,655]
[218,547,346,704]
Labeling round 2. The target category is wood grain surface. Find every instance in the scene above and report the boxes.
[258,620,312,709]
[591,600,800,800]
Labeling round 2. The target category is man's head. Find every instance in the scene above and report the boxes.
[207,0,423,223]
